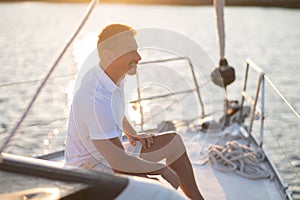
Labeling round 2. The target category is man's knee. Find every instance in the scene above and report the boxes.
[161,131,177,138]
[166,132,183,141]
[160,132,185,150]
[160,132,186,164]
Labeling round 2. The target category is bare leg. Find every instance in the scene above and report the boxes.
[168,152,204,200]
[140,132,204,200]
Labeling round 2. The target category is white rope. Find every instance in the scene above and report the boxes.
[208,141,273,179]
[213,0,226,59]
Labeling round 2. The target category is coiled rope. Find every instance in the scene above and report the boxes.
[208,141,273,179]
[0,0,98,156]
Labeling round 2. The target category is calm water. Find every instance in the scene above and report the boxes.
[0,2,299,198]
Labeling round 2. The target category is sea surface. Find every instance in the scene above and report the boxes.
[0,2,299,199]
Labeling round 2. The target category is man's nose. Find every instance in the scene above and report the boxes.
[136,51,141,61]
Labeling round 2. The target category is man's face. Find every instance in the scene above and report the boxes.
[110,34,141,76]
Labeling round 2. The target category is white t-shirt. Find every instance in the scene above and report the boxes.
[65,65,125,167]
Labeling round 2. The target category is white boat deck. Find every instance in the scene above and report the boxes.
[180,125,284,200]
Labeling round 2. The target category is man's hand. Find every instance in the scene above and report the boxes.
[127,133,154,149]
[123,117,154,149]
[161,166,180,189]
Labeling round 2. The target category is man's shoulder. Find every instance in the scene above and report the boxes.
[78,66,107,93]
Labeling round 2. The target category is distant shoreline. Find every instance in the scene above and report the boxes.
[1,0,300,8]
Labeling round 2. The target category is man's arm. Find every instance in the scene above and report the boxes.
[92,138,180,189]
[122,116,137,137]
[122,117,154,149]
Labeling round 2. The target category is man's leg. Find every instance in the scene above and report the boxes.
[140,132,204,200]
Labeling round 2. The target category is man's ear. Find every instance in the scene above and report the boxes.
[102,49,114,64]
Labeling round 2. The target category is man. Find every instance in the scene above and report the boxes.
[65,24,204,200]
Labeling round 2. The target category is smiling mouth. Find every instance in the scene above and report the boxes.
[129,62,138,68]
[127,63,138,75]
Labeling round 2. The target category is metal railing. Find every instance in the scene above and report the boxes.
[133,56,206,131]
[239,58,300,148]
[239,58,265,147]
[238,58,298,199]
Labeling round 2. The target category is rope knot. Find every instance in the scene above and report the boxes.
[208,141,273,179]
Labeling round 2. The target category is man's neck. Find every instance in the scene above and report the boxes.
[100,63,124,86]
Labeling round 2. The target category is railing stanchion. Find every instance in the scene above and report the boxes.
[260,75,265,147]
[239,62,249,124]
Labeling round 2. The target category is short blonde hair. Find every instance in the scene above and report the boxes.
[98,24,136,45]
[97,24,136,59]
